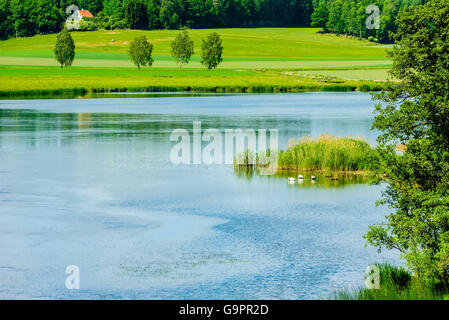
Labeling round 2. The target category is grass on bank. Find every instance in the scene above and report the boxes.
[0,66,385,97]
[334,264,449,300]
[235,134,376,173]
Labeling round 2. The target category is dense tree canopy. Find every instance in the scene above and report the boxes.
[125,0,148,29]
[312,0,430,42]
[0,0,316,39]
[0,0,430,42]
[30,0,64,34]
[366,0,449,283]
[0,0,12,40]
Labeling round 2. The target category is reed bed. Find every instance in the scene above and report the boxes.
[334,263,449,300]
[235,134,376,173]
[278,134,375,172]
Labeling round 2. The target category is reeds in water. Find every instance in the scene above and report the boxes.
[234,134,376,173]
[278,134,375,172]
[334,263,449,300]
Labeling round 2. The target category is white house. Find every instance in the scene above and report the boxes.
[73,9,94,21]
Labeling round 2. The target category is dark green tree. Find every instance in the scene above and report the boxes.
[310,1,328,30]
[10,0,35,37]
[128,35,154,69]
[171,30,194,69]
[87,0,103,14]
[159,0,184,29]
[54,28,75,68]
[103,0,124,18]
[146,0,162,29]
[365,0,449,283]
[125,0,148,29]
[0,0,12,40]
[201,32,223,69]
[326,0,344,34]
[30,0,64,34]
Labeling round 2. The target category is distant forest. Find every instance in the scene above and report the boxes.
[311,0,428,42]
[0,0,429,42]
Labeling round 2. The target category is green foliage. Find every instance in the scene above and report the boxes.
[102,0,124,19]
[125,0,148,29]
[311,2,329,30]
[10,0,35,37]
[334,263,448,300]
[0,0,430,40]
[87,0,103,15]
[78,18,98,31]
[171,31,194,69]
[30,0,64,34]
[93,12,126,30]
[365,0,449,283]
[314,0,427,43]
[159,0,183,29]
[128,35,154,69]
[0,0,320,39]
[147,0,162,29]
[54,28,75,68]
[0,0,12,40]
[200,32,223,69]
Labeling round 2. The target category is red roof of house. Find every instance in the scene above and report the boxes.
[78,10,93,18]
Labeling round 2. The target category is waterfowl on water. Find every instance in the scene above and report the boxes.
[298,175,304,179]
[311,175,317,180]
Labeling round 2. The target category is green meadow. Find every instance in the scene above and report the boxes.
[0,28,392,96]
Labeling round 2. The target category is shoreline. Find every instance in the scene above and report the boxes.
[0,80,385,100]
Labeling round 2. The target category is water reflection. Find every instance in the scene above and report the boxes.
[234,167,371,188]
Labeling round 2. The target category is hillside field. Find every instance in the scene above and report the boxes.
[0,28,392,96]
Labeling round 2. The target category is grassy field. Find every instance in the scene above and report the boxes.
[0,28,392,96]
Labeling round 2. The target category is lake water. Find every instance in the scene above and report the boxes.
[0,92,398,299]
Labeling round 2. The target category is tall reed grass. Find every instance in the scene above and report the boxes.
[235,134,375,172]
[277,134,375,172]
[334,263,449,300]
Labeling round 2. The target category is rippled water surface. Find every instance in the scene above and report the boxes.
[0,93,398,299]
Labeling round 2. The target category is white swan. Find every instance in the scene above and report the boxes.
[298,175,304,179]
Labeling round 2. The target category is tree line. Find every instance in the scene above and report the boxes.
[0,0,314,40]
[0,0,430,43]
[311,0,429,42]
[55,27,223,69]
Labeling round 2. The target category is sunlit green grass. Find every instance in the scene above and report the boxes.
[0,28,391,95]
[334,263,449,300]
[0,28,390,69]
[0,28,390,58]
[0,64,386,96]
